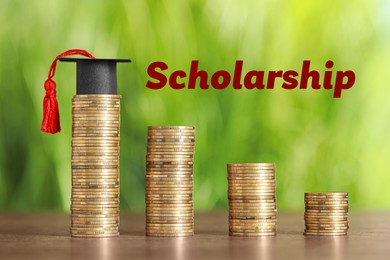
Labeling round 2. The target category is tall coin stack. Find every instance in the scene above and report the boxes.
[145,126,195,237]
[304,192,349,236]
[227,163,277,236]
[71,95,120,237]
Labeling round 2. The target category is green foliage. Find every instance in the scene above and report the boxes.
[0,0,389,212]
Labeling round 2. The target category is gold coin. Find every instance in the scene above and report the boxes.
[148,126,194,130]
[71,233,119,238]
[147,144,195,149]
[72,178,118,183]
[146,179,193,184]
[229,213,276,218]
[148,127,194,132]
[147,149,194,153]
[148,134,194,139]
[146,173,193,177]
[72,186,119,191]
[72,118,119,123]
[145,179,193,184]
[71,199,119,205]
[146,199,192,204]
[73,94,120,98]
[145,199,192,203]
[71,210,119,215]
[305,202,348,207]
[146,170,193,175]
[229,232,276,236]
[72,104,120,109]
[71,228,119,234]
[146,159,194,163]
[147,127,194,132]
[146,160,193,165]
[145,233,193,237]
[145,228,194,233]
[71,215,118,220]
[304,227,349,232]
[146,186,193,191]
[71,231,119,236]
[229,205,276,211]
[72,134,119,139]
[72,105,119,109]
[72,153,119,158]
[230,218,276,223]
[146,212,193,217]
[72,175,119,180]
[147,133,194,138]
[147,153,194,157]
[145,191,192,196]
[229,210,276,216]
[147,202,192,206]
[145,168,193,173]
[146,221,193,225]
[72,188,119,193]
[228,179,275,183]
[228,176,275,180]
[228,173,275,177]
[71,216,119,226]
[146,207,193,211]
[71,203,118,208]
[305,207,349,211]
[145,219,193,224]
[146,186,193,190]
[72,155,118,159]
[228,163,274,167]
[229,192,276,197]
[72,168,118,172]
[145,215,193,219]
[229,198,275,202]
[229,227,276,232]
[305,209,348,214]
[147,152,194,156]
[228,195,276,200]
[304,211,348,216]
[305,192,347,196]
[304,232,347,236]
[304,216,348,221]
[146,222,193,227]
[145,193,192,197]
[146,202,192,206]
[72,196,118,201]
[148,137,195,142]
[228,187,276,191]
[72,101,120,105]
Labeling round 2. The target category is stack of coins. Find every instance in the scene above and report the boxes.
[145,126,195,237]
[304,192,349,236]
[71,95,121,237]
[227,163,277,236]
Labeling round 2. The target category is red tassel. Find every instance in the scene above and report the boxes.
[41,49,95,134]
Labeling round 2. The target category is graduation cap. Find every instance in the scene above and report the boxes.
[41,49,131,134]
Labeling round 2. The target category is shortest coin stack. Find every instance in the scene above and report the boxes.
[304,192,349,236]
[228,163,277,236]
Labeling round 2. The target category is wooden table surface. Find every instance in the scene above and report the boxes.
[0,211,389,260]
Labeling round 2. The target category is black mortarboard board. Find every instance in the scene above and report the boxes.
[59,58,131,94]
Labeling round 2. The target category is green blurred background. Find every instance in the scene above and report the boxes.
[0,0,389,212]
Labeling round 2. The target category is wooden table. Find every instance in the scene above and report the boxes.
[0,212,389,260]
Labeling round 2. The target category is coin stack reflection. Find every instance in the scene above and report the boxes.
[304,192,349,236]
[145,126,195,237]
[71,95,120,237]
[227,163,277,236]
